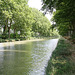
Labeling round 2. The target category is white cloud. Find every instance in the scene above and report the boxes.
[28,0,42,10]
[28,0,52,21]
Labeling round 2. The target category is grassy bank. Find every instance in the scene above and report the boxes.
[0,36,59,43]
[0,37,41,43]
[46,39,75,75]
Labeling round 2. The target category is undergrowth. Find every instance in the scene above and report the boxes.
[46,39,75,75]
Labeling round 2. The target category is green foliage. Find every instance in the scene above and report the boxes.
[31,8,52,37]
[0,0,58,41]
[42,0,75,37]
[0,0,33,39]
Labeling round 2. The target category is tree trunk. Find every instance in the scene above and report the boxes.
[73,25,75,34]
[2,18,8,39]
[3,18,8,34]
[72,21,75,37]
[69,25,72,36]
[14,28,16,38]
[8,20,12,39]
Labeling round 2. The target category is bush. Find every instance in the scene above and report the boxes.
[15,38,20,41]
[2,34,8,39]
[0,39,6,42]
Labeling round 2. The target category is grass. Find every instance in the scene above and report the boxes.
[46,39,75,75]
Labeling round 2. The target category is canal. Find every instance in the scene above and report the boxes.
[0,39,58,75]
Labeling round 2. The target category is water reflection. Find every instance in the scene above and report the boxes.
[0,39,58,75]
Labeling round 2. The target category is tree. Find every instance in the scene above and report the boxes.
[31,8,51,37]
[0,0,33,39]
[42,0,75,37]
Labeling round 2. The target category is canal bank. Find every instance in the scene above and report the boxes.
[45,38,75,75]
[0,39,44,48]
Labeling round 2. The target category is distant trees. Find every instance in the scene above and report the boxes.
[31,8,51,37]
[42,0,75,37]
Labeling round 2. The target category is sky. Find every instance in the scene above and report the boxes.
[28,0,53,21]
[28,0,42,10]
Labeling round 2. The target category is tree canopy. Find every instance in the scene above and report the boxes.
[31,8,51,37]
[0,0,33,39]
[42,0,75,37]
[0,0,58,41]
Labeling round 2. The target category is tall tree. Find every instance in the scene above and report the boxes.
[42,0,75,37]
[0,0,33,39]
[31,8,51,37]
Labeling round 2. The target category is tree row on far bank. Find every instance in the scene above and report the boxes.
[32,8,51,37]
[42,0,75,38]
[0,0,58,40]
[0,0,33,39]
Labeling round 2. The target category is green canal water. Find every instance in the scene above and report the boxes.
[0,39,58,75]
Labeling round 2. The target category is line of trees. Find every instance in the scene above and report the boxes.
[0,0,58,40]
[0,0,33,39]
[42,0,75,38]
